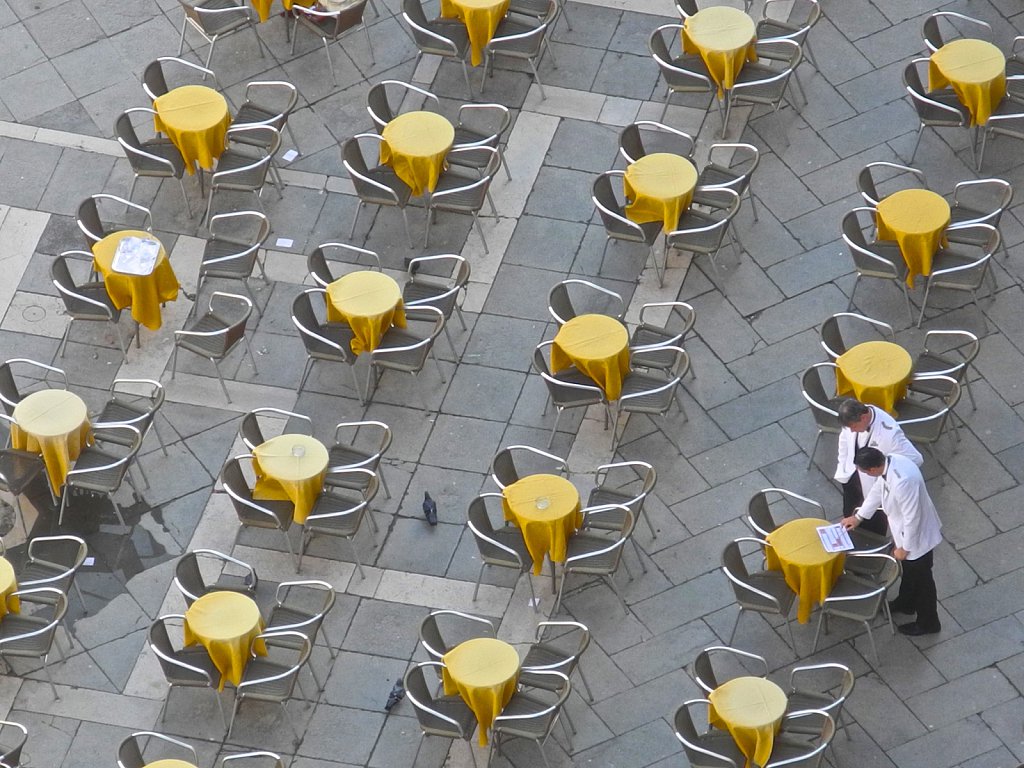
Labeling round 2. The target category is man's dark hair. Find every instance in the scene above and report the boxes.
[854,446,885,471]
[837,399,869,427]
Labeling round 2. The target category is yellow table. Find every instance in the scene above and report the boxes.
[380,111,455,196]
[765,518,844,625]
[10,389,91,496]
[682,6,757,96]
[91,230,180,331]
[708,676,787,768]
[441,0,510,66]
[442,637,520,746]
[325,271,407,354]
[624,152,698,233]
[835,340,913,416]
[144,761,198,768]
[550,314,630,401]
[929,38,1006,126]
[153,85,232,173]
[502,473,582,574]
[252,433,329,524]
[0,558,19,618]
[183,591,266,690]
[875,188,951,288]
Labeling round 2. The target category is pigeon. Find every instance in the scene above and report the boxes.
[385,679,405,712]
[423,492,438,526]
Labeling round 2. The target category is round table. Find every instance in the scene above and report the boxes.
[875,188,951,288]
[835,340,913,416]
[549,314,630,401]
[91,230,180,331]
[442,637,520,746]
[183,591,265,689]
[325,271,407,354]
[708,676,788,768]
[624,153,698,233]
[144,761,198,768]
[765,518,845,625]
[252,433,329,524]
[441,0,510,66]
[502,473,582,574]
[153,85,232,173]
[929,38,1006,126]
[380,111,455,196]
[682,6,757,95]
[10,389,91,495]
[0,558,19,618]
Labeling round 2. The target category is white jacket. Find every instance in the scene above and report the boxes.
[858,454,942,559]
[835,405,923,501]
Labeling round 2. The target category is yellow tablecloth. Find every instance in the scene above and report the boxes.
[682,6,757,96]
[91,230,180,331]
[0,558,19,618]
[765,518,844,624]
[875,188,951,288]
[624,152,698,233]
[550,314,630,401]
[380,111,455,196]
[835,341,913,416]
[10,389,91,495]
[144,761,199,768]
[252,433,329,524]
[441,0,510,66]
[153,85,231,173]
[325,271,407,354]
[929,38,1006,126]
[442,637,520,746]
[184,591,266,690]
[708,677,787,768]
[502,473,582,574]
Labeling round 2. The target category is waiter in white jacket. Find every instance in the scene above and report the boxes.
[835,399,923,536]
[842,447,943,636]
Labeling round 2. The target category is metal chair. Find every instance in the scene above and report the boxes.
[300,468,378,578]
[173,549,257,606]
[238,407,312,452]
[204,125,281,225]
[219,751,285,768]
[922,11,992,53]
[451,102,512,179]
[917,224,999,329]
[117,731,197,768]
[547,279,626,325]
[290,0,373,85]
[519,620,594,701]
[366,306,447,408]
[51,252,136,362]
[0,426,51,538]
[264,579,337,691]
[692,645,768,695]
[812,554,899,664]
[586,460,657,548]
[695,142,759,221]
[903,58,972,165]
[366,80,439,132]
[592,170,662,281]
[403,254,470,359]
[895,376,962,457]
[490,444,567,490]
[307,243,382,288]
[425,147,500,252]
[946,178,1013,260]
[401,0,472,97]
[673,699,745,768]
[800,362,843,469]
[197,211,271,313]
[611,346,691,456]
[171,292,257,403]
[648,24,718,123]
[325,420,392,499]
[489,670,571,768]
[404,661,479,767]
[142,56,223,101]
[149,614,226,728]
[115,108,191,215]
[841,209,912,323]
[819,312,895,360]
[532,341,609,448]
[666,187,741,283]
[291,288,361,401]
[483,3,557,98]
[76,193,153,247]
[909,329,979,410]
[222,455,298,570]
[0,359,67,416]
[176,0,267,71]
[745,488,824,538]
[855,162,928,207]
[342,133,414,247]
[756,0,820,69]
[629,301,697,374]
[721,537,797,654]
[227,630,310,743]
[0,587,67,699]
[618,121,696,164]
[17,535,88,613]
[0,720,26,768]
[766,710,834,768]
[725,40,804,139]
[467,493,536,610]
[553,505,635,615]
[59,424,142,530]
[784,663,855,742]
[232,80,300,152]
[92,378,169,463]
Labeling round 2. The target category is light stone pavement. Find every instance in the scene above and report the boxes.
[1,0,1024,766]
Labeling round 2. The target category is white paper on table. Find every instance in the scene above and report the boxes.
[816,524,854,553]
[111,236,160,275]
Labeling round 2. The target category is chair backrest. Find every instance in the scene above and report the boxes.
[292,289,355,363]
[210,292,254,356]
[220,752,285,768]
[619,121,695,164]
[0,721,26,767]
[789,663,855,713]
[721,538,772,602]
[547,279,624,324]
[173,552,208,603]
[24,534,87,579]
[404,661,475,739]
[491,445,567,489]
[419,610,495,659]
[692,645,767,694]
[76,196,105,243]
[820,312,894,359]
[856,162,926,206]
[923,11,991,52]
[768,711,834,768]
[801,362,839,429]
[674,700,739,768]
[466,494,522,563]
[238,407,312,451]
[0,359,67,415]
[842,208,899,275]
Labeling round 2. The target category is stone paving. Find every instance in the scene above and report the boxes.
[2,0,1024,766]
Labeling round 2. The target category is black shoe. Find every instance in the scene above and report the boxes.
[898,621,940,636]
[888,600,915,615]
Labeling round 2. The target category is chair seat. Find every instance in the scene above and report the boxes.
[168,648,223,685]
[0,451,45,495]
[266,605,320,634]
[929,249,986,287]
[234,102,281,127]
[485,528,533,568]
[0,616,51,654]
[423,21,470,56]
[197,0,251,34]
[452,126,496,149]
[733,74,789,104]
[201,237,259,278]
[630,331,680,370]
[70,283,121,320]
[823,574,882,621]
[668,211,725,253]
[306,495,364,537]
[609,215,661,244]
[508,0,548,15]
[236,498,293,530]
[67,447,127,492]
[489,22,541,56]
[138,140,187,176]
[744,570,796,612]
[373,330,431,371]
[566,533,620,571]
[213,149,268,189]
[432,172,485,209]
[756,18,801,39]
[423,695,478,736]
[239,659,295,698]
[663,52,714,90]
[17,562,72,590]
[696,163,745,193]
[520,642,570,674]
[785,690,836,716]
[403,281,458,314]
[361,166,413,206]
[619,372,676,412]
[494,692,556,738]
[93,399,150,430]
[177,312,230,357]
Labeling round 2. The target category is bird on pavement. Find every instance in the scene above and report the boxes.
[423,492,438,526]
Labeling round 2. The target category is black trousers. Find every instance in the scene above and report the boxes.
[841,474,888,536]
[894,550,939,630]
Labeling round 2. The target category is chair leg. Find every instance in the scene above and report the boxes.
[473,210,489,253]
[473,563,486,601]
[529,59,546,100]
[728,609,743,645]
[298,358,314,391]
[917,279,932,328]
[323,37,337,85]
[349,202,363,238]
[211,358,232,403]
[41,655,59,699]
[576,662,595,702]
[282,528,300,573]
[349,537,366,580]
[807,430,822,470]
[864,620,879,666]
[401,207,414,248]
[909,124,925,164]
[604,573,629,614]
[547,409,562,449]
